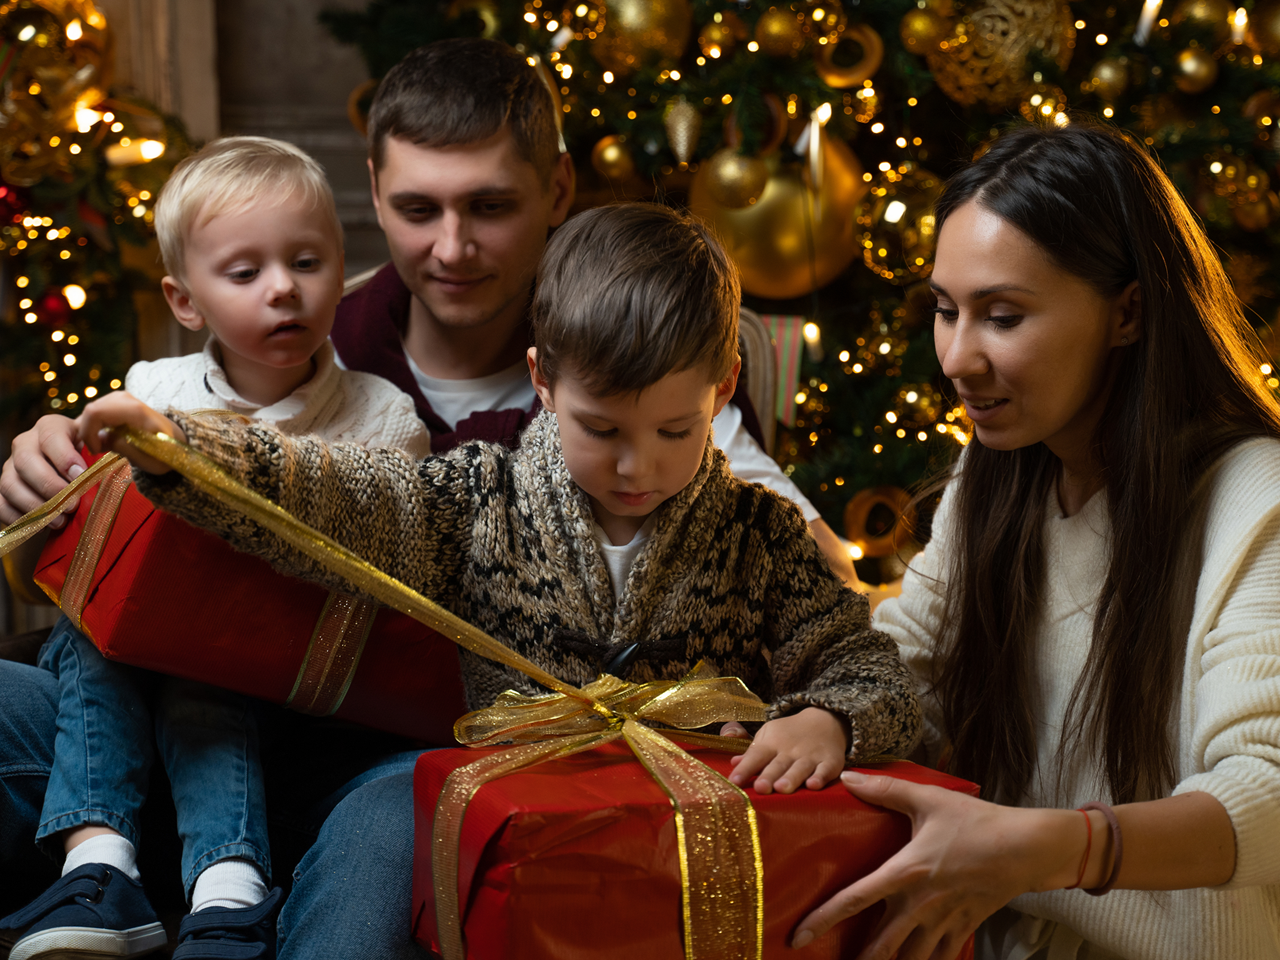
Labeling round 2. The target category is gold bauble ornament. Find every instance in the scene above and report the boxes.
[561,0,604,40]
[689,135,868,300]
[664,98,702,164]
[926,0,1075,109]
[1174,46,1218,94]
[755,6,807,56]
[697,10,748,58]
[1019,85,1070,124]
[1232,191,1279,232]
[703,148,770,208]
[814,24,885,88]
[1089,57,1129,102]
[1246,0,1280,56]
[590,0,692,75]
[590,135,636,180]
[0,0,112,187]
[900,6,950,53]
[1170,0,1234,46]
[856,163,944,284]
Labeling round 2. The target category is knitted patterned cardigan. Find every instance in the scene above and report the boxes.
[137,410,922,760]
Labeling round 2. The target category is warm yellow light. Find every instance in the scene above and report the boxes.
[838,350,850,362]
[524,11,537,22]
[884,200,907,224]
[1262,363,1274,374]
[917,431,927,441]
[19,298,31,308]
[936,423,947,433]
[795,391,808,405]
[85,386,97,397]
[1095,32,1108,44]
[65,19,83,40]
[16,276,29,287]
[905,390,919,403]
[60,250,70,259]
[28,82,41,96]
[803,322,820,341]
[110,378,122,389]
[896,136,907,147]
[68,334,79,344]
[44,371,56,381]
[1103,106,1115,118]
[63,284,87,309]
[17,25,35,41]
[815,102,832,124]
[878,342,891,355]
[560,64,572,78]
[69,144,82,154]
[24,313,37,324]
[576,3,588,15]
[546,19,559,30]
[747,40,759,51]
[603,71,614,83]
[852,363,863,373]
[63,353,76,365]
[670,69,681,80]
[873,444,883,454]
[848,543,864,560]
[1210,161,1224,174]
[871,122,885,134]
[140,140,165,160]
[111,121,123,132]
[721,93,733,104]
[51,330,65,342]
[885,411,898,423]
[896,428,907,438]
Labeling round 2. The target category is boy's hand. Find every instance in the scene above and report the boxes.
[725,707,849,795]
[76,393,186,475]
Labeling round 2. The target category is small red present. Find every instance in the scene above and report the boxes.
[33,452,467,743]
[412,741,978,959]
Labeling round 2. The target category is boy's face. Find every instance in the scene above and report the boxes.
[369,128,574,336]
[163,191,344,399]
[529,350,739,545]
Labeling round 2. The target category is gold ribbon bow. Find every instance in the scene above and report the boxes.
[0,430,770,959]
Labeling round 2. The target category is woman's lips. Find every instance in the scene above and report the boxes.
[614,491,654,507]
[962,398,1009,422]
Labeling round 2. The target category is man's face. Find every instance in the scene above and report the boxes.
[369,129,573,334]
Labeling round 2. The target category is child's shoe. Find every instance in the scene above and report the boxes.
[172,887,283,959]
[0,862,167,959]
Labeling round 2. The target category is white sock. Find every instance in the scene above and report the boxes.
[190,859,269,913]
[62,833,141,882]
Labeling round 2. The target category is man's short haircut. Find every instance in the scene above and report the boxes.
[533,203,740,397]
[367,38,561,179]
[155,136,341,282]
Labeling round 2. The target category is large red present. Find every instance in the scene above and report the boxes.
[33,452,467,743]
[412,741,978,959]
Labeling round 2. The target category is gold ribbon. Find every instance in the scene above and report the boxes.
[286,590,377,716]
[0,430,771,959]
[59,459,132,626]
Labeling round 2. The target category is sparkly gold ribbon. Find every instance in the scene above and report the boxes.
[59,459,132,626]
[0,430,770,959]
[286,591,377,716]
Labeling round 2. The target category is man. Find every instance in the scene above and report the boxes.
[0,39,853,958]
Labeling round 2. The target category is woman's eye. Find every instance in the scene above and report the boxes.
[931,306,958,323]
[987,314,1023,329]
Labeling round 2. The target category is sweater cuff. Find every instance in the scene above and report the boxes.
[1175,765,1280,888]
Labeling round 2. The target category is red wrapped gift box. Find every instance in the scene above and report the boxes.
[412,741,978,959]
[34,453,467,743]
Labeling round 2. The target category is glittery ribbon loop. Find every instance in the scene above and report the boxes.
[60,459,132,627]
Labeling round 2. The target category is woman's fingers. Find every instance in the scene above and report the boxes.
[841,770,931,817]
[791,870,885,946]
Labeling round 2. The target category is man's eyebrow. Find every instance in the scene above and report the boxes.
[388,187,519,204]
[929,281,1037,299]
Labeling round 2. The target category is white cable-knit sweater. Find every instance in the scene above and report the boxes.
[125,339,431,455]
[874,437,1280,960]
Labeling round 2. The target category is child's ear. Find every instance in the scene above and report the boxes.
[711,359,742,417]
[528,347,556,412]
[162,276,206,332]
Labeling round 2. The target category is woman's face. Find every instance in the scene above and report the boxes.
[931,200,1137,469]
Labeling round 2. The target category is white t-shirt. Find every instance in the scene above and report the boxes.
[399,350,821,523]
[594,516,656,601]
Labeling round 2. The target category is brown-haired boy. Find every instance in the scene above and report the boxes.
[77,202,921,798]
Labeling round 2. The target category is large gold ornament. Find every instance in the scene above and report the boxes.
[1246,0,1280,56]
[689,135,868,300]
[590,134,635,180]
[1174,46,1218,94]
[755,5,807,56]
[1170,0,1234,46]
[1089,57,1129,102]
[900,6,951,53]
[0,0,112,187]
[856,163,944,284]
[814,24,885,88]
[697,10,747,58]
[663,97,701,163]
[926,0,1076,109]
[702,148,770,208]
[590,0,692,75]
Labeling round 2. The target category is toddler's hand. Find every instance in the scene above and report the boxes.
[725,707,849,795]
[76,393,186,475]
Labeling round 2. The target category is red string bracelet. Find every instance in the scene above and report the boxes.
[1065,808,1093,890]
[1079,801,1124,895]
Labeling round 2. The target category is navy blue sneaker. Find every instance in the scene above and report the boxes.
[172,887,283,959]
[0,862,167,959]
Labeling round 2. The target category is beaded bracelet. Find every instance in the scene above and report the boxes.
[1078,801,1124,895]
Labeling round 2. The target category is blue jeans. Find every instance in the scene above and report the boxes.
[36,616,271,899]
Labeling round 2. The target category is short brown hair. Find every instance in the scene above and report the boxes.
[367,38,560,178]
[533,203,740,396]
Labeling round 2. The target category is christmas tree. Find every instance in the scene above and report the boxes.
[318,0,1278,572]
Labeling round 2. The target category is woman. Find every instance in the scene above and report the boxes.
[792,123,1280,959]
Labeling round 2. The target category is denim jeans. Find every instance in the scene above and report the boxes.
[35,616,271,899]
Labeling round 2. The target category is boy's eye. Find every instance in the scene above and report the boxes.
[659,428,694,440]
[581,424,616,439]
[294,256,321,271]
[228,267,258,282]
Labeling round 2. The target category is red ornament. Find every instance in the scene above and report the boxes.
[0,184,30,221]
[39,289,70,327]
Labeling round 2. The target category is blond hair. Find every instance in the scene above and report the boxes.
[155,136,341,281]
[532,203,740,396]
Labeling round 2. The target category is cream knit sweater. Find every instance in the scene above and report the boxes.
[874,437,1280,960]
[125,339,431,455]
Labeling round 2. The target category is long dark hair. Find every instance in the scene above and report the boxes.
[931,123,1280,805]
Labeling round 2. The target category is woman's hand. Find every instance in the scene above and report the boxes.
[76,393,186,475]
[791,771,1088,960]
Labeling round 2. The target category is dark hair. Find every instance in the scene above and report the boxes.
[930,122,1280,805]
[367,38,560,177]
[532,203,740,396]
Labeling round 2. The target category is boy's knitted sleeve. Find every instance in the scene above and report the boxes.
[132,409,488,605]
[761,497,923,761]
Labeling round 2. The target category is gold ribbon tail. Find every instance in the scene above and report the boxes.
[60,460,132,627]
[0,453,125,559]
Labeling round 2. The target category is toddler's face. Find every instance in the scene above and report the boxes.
[174,191,344,396]
[531,356,736,547]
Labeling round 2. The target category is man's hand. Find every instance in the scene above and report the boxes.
[0,415,85,526]
[76,393,185,475]
[724,707,849,794]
